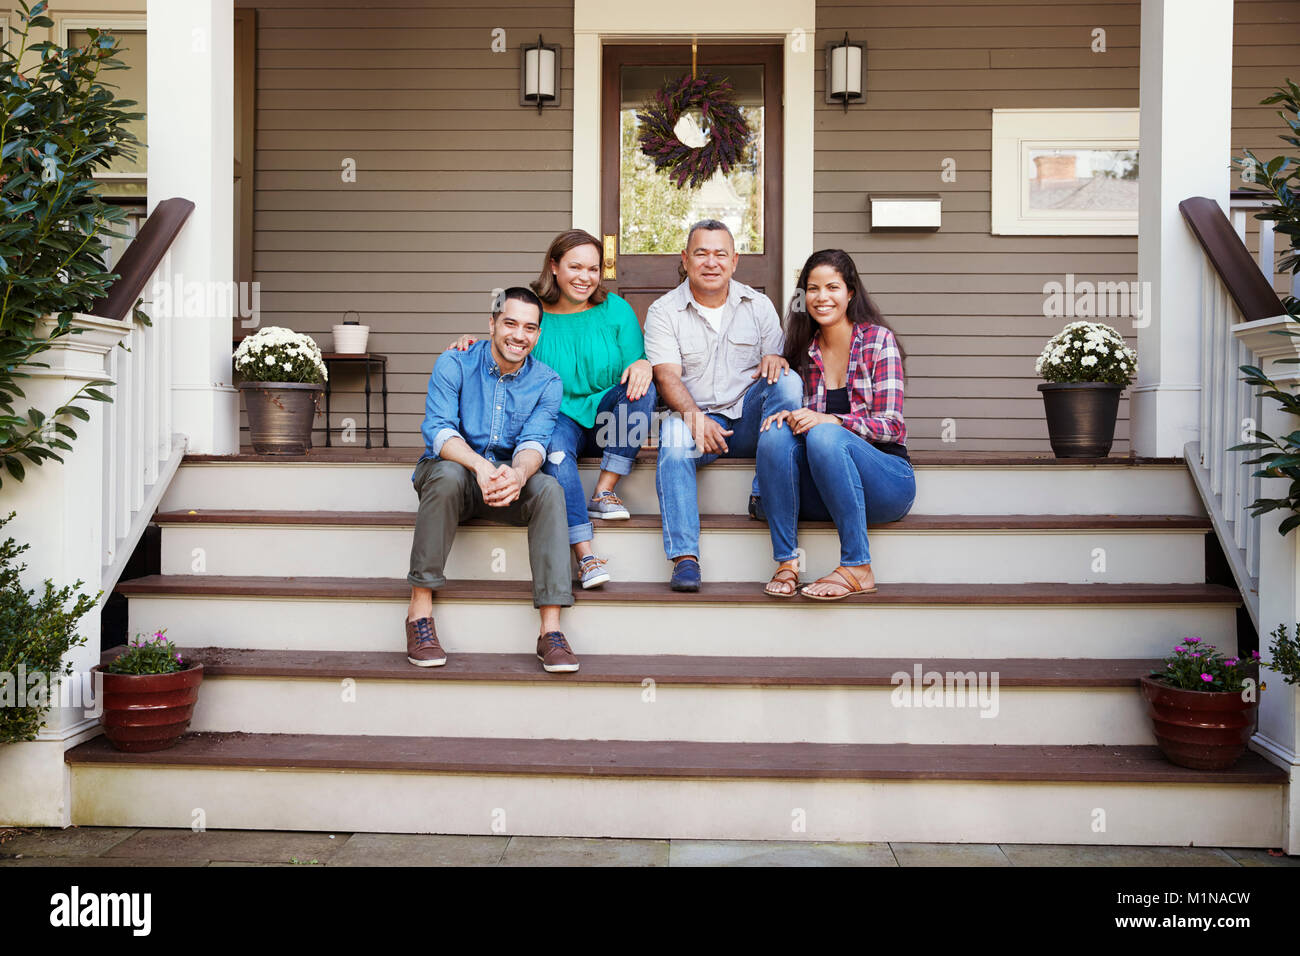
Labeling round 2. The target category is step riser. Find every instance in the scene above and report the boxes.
[126,596,1237,659]
[159,525,1207,585]
[191,678,1156,745]
[161,462,1204,517]
[69,765,1283,846]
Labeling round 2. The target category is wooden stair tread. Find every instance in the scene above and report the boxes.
[114,575,1241,605]
[65,733,1287,783]
[138,646,1167,687]
[183,447,1185,467]
[152,510,1212,531]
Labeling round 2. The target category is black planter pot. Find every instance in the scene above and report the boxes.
[1038,382,1124,458]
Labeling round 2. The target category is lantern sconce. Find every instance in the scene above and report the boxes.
[520,35,560,113]
[825,33,864,111]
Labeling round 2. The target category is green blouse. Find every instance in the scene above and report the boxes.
[530,292,647,429]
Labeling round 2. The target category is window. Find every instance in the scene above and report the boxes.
[991,108,1139,236]
[60,18,147,198]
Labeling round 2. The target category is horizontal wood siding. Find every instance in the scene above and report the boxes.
[815,0,1298,451]
[242,0,573,447]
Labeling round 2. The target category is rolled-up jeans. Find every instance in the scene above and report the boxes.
[543,381,657,545]
[756,421,916,566]
[409,457,573,608]
[655,371,803,560]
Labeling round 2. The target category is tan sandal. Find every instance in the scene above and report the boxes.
[764,564,801,599]
[801,566,877,601]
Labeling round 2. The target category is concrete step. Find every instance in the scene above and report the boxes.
[174,646,1164,745]
[154,510,1210,584]
[66,733,1286,845]
[163,452,1204,517]
[115,575,1240,659]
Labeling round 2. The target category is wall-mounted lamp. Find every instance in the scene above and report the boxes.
[520,35,560,113]
[825,33,864,111]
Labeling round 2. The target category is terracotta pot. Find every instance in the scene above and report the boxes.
[94,663,204,753]
[1038,381,1123,458]
[240,381,322,455]
[1139,675,1257,770]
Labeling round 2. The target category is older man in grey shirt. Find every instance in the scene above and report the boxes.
[643,219,802,591]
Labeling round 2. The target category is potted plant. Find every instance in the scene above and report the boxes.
[234,326,327,454]
[1139,637,1260,770]
[1035,321,1138,458]
[93,630,202,753]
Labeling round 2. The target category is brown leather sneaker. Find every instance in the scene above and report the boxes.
[537,631,579,673]
[406,616,447,667]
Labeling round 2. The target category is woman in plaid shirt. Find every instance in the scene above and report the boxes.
[756,249,916,599]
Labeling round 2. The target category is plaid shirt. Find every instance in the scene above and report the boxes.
[805,322,907,446]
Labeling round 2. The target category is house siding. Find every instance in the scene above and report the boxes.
[235,0,1296,451]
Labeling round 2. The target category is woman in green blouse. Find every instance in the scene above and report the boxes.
[449,229,656,589]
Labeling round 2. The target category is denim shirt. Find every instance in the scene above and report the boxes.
[417,339,562,472]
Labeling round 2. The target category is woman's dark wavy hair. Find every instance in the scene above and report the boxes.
[782,249,905,380]
[531,229,609,307]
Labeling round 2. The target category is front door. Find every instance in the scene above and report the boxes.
[600,44,784,321]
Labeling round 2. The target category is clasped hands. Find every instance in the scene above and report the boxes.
[761,408,842,435]
[475,461,526,507]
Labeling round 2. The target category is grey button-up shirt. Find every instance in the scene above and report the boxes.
[643,279,785,418]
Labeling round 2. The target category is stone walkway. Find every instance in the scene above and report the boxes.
[0,827,1296,866]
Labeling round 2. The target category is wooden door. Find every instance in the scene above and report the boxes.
[601,44,784,321]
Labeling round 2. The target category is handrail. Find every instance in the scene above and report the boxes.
[1179,197,1284,322]
[91,197,195,323]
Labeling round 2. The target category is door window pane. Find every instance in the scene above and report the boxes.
[619,64,764,254]
[69,28,146,196]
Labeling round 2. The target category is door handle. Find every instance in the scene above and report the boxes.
[603,234,617,280]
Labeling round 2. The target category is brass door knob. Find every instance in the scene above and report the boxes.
[603,234,617,279]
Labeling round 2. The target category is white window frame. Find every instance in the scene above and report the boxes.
[58,16,148,187]
[991,108,1139,236]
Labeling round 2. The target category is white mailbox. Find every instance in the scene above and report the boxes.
[869,194,942,231]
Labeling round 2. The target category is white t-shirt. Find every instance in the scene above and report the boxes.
[691,297,726,334]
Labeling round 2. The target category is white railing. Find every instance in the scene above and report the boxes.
[1231,193,1300,302]
[99,205,188,593]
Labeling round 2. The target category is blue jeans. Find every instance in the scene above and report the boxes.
[543,381,658,545]
[756,421,916,566]
[656,372,803,559]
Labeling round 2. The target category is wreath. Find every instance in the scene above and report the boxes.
[636,73,753,190]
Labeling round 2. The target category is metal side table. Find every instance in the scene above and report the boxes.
[322,352,389,448]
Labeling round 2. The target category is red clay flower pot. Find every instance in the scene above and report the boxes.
[93,664,204,753]
[1139,675,1257,770]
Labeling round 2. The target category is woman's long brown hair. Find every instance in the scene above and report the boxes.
[782,249,905,381]
[530,229,609,307]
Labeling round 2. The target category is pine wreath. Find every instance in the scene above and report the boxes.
[636,73,753,190]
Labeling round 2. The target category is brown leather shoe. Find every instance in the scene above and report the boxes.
[537,631,579,673]
[406,616,447,667]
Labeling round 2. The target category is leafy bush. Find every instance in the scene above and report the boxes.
[0,511,98,743]
[0,1,145,488]
[1264,623,1300,686]
[1147,637,1258,694]
[102,629,188,675]
[1035,321,1138,385]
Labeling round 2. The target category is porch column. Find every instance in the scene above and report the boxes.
[147,0,239,455]
[1133,0,1234,458]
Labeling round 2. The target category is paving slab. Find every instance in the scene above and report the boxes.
[1222,847,1300,867]
[0,827,137,859]
[500,836,669,867]
[102,828,345,864]
[890,843,1011,867]
[329,833,508,867]
[999,844,1239,867]
[0,856,205,867]
[669,840,897,867]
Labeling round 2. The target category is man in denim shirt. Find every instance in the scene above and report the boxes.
[406,287,579,673]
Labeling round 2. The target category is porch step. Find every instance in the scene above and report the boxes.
[173,646,1164,745]
[161,452,1205,517]
[65,733,1286,845]
[153,510,1211,584]
[116,575,1240,659]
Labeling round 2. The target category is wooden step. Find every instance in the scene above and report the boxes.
[168,647,1166,745]
[65,733,1286,844]
[116,575,1240,659]
[152,511,1211,584]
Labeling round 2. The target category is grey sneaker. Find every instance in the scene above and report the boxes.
[577,554,611,589]
[587,490,630,520]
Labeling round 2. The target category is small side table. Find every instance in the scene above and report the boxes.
[322,352,389,449]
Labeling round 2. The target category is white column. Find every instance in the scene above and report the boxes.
[148,0,239,455]
[1133,0,1234,457]
[0,316,131,827]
